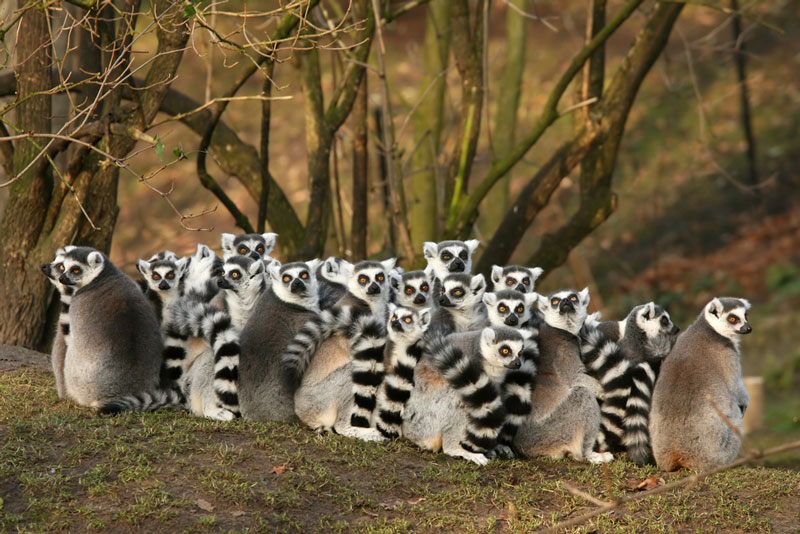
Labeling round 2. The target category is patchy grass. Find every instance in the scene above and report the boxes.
[1,369,799,533]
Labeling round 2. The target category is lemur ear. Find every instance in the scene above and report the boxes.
[706,297,723,317]
[322,257,339,277]
[64,245,77,253]
[529,267,544,284]
[482,292,497,306]
[644,302,656,320]
[490,265,503,286]
[381,258,397,272]
[464,239,480,255]
[248,260,265,277]
[220,233,235,252]
[740,298,752,311]
[537,293,548,309]
[422,242,437,260]
[87,251,104,268]
[267,261,281,281]
[480,327,497,347]
[471,274,486,295]
[418,308,432,328]
[524,292,539,307]
[305,259,322,274]
[175,257,188,275]
[579,287,590,306]
[137,259,151,277]
[56,247,66,257]
[196,244,212,259]
[261,233,278,255]
[390,273,401,292]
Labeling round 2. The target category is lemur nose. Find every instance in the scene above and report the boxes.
[450,259,464,272]
[414,294,426,304]
[506,315,519,326]
[41,264,49,273]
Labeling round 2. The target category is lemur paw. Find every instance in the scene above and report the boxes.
[587,451,614,464]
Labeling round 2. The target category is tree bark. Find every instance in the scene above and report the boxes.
[730,0,758,189]
[351,76,368,261]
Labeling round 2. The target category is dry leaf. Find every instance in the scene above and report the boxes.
[231,510,246,517]
[407,497,426,506]
[196,498,215,512]
[271,464,294,475]
[636,477,665,491]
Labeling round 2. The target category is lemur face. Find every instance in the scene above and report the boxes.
[538,288,590,335]
[218,256,264,292]
[490,265,544,294]
[480,327,525,372]
[438,273,485,309]
[705,297,752,339]
[221,232,277,261]
[270,261,319,297]
[629,302,680,360]
[345,259,396,302]
[423,240,480,277]
[55,248,106,289]
[387,303,431,342]
[390,270,431,308]
[483,290,538,328]
[41,246,76,294]
[138,254,187,293]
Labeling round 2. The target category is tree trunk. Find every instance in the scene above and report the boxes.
[351,76,368,261]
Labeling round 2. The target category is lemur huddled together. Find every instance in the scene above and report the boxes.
[40,234,753,470]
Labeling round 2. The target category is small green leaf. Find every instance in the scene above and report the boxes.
[154,136,164,161]
[183,3,196,17]
[173,145,185,159]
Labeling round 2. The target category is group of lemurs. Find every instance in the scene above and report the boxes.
[40,234,753,471]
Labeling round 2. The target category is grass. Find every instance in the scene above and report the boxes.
[1,368,799,533]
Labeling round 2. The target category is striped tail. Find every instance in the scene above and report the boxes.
[200,309,242,418]
[98,387,186,415]
[375,341,424,439]
[428,336,506,455]
[496,342,539,454]
[281,307,347,392]
[348,314,387,428]
[580,328,632,453]
[160,322,189,386]
[623,360,660,465]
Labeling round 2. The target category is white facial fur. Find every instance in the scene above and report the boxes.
[440,274,486,310]
[221,232,277,260]
[344,259,395,313]
[138,257,187,293]
[44,247,74,294]
[479,328,524,380]
[483,291,538,328]
[704,297,752,351]
[390,272,432,309]
[59,251,105,289]
[267,261,320,311]
[387,303,431,344]
[422,240,479,279]
[222,259,265,291]
[538,287,590,336]
[183,244,220,295]
[490,265,544,294]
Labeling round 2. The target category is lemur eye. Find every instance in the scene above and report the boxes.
[377,273,385,282]
[421,284,429,292]
[570,295,578,302]
[403,317,412,324]
[405,287,414,295]
[501,346,510,355]
[551,298,559,306]
[459,251,468,260]
[516,306,524,314]
[239,246,248,254]
[506,279,514,286]
[300,271,309,279]
[523,277,530,286]
[57,264,65,272]
[152,273,161,280]
[453,289,464,297]
[498,305,508,313]
[72,267,81,275]
[358,276,368,285]
[441,288,446,295]
[232,271,240,279]
[728,316,739,324]
[661,317,669,326]
[441,253,452,261]
[391,316,397,322]
[166,272,175,280]
[282,275,291,283]
[256,246,264,254]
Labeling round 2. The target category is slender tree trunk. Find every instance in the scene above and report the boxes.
[408,0,451,245]
[351,76,368,261]
[730,0,758,189]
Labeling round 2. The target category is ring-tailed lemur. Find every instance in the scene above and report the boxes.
[483,290,538,330]
[41,246,78,399]
[427,273,487,337]
[650,298,752,471]
[514,289,612,464]
[221,232,277,262]
[389,270,432,310]
[402,327,525,465]
[579,302,680,464]
[316,256,352,310]
[490,265,544,294]
[423,239,480,279]
[237,260,321,422]
[44,247,162,408]
[291,260,396,439]
[374,304,431,439]
[183,244,223,303]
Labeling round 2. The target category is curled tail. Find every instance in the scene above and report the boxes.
[623,360,660,465]
[98,388,186,415]
[281,308,346,392]
[497,342,539,452]
[375,341,424,439]
[348,314,387,428]
[429,336,505,455]
[580,328,632,453]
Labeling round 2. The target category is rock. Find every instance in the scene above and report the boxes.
[0,344,50,371]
